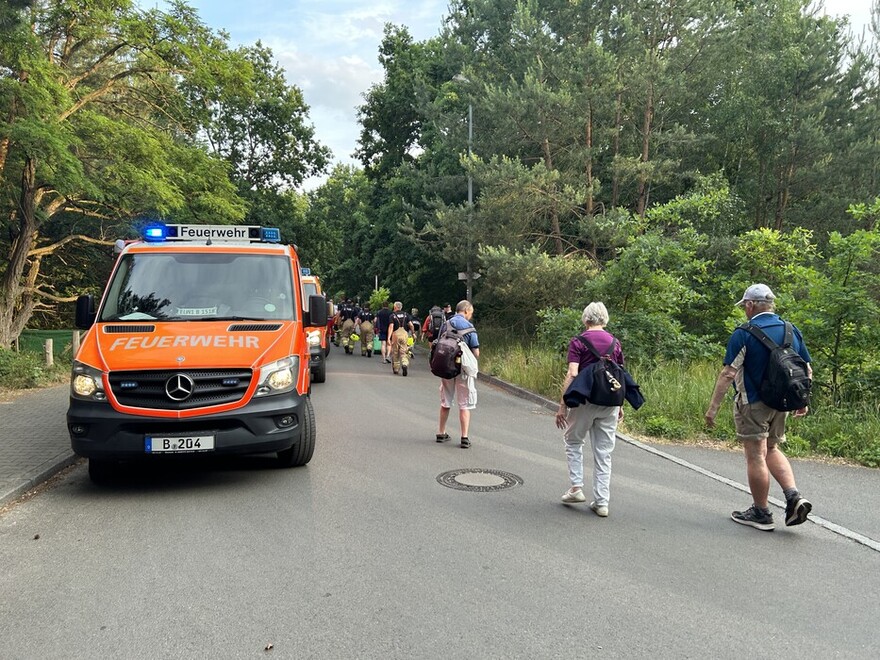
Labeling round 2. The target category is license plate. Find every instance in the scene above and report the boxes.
[145,435,214,453]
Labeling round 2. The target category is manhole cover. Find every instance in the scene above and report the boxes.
[436,468,524,492]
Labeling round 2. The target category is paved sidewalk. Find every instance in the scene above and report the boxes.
[0,384,77,507]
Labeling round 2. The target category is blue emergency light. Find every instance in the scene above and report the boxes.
[260,227,281,243]
[143,223,168,241]
[301,267,311,275]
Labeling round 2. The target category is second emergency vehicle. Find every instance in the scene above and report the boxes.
[301,270,330,383]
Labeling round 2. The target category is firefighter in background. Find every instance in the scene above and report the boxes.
[332,297,348,346]
[327,298,338,346]
[358,305,375,357]
[388,301,415,376]
[340,298,361,354]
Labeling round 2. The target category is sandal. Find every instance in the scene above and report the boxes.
[460,437,471,449]
[435,433,450,443]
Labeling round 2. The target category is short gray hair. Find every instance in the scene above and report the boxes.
[393,301,403,311]
[456,300,472,314]
[582,302,609,327]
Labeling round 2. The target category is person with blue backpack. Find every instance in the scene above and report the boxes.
[705,284,813,532]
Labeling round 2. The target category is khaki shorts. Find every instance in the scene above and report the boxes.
[734,399,787,443]
[440,375,477,411]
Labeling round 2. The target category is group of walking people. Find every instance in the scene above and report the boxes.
[554,284,812,531]
[333,284,813,533]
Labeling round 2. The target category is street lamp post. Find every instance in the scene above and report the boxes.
[454,74,474,303]
[466,100,473,303]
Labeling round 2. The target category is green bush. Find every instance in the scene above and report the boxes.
[0,349,69,389]
[478,330,880,467]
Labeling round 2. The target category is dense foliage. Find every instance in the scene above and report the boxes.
[4,0,880,419]
[0,0,328,341]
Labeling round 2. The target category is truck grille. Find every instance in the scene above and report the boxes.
[108,369,252,410]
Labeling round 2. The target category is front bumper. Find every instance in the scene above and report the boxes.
[68,391,306,459]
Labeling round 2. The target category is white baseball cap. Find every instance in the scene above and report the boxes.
[736,283,775,307]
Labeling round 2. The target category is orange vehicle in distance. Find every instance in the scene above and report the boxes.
[300,270,330,383]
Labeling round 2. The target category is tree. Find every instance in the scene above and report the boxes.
[185,41,330,193]
[0,1,244,347]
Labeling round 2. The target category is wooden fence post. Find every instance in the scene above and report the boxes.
[44,339,54,367]
[72,330,81,356]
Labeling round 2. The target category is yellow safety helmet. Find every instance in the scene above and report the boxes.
[351,333,360,343]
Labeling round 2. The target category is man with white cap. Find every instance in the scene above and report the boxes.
[705,284,813,531]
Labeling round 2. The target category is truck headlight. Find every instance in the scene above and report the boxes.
[255,356,299,396]
[307,330,322,347]
[71,361,107,401]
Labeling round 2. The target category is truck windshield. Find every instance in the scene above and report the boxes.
[99,253,297,321]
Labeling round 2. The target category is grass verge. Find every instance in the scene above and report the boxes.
[478,327,880,468]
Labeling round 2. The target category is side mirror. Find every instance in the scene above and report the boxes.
[75,295,96,329]
[305,294,328,327]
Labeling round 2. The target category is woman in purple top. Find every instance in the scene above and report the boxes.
[554,302,625,517]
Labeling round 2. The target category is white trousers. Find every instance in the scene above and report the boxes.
[562,403,619,506]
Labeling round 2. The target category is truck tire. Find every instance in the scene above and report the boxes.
[312,359,326,383]
[277,396,315,467]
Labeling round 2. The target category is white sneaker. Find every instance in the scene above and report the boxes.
[590,501,609,517]
[561,488,586,503]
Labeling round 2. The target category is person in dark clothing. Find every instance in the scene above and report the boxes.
[358,305,375,357]
[423,305,445,343]
[375,301,392,363]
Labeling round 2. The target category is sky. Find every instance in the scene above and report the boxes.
[165,1,874,191]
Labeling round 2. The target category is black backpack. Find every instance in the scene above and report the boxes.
[430,309,444,336]
[429,325,475,379]
[741,322,811,411]
[572,335,626,407]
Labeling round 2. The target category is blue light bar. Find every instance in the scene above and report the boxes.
[261,227,281,243]
[143,224,168,241]
[301,267,311,275]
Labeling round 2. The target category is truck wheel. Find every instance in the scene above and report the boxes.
[277,396,315,467]
[88,458,116,484]
[312,359,326,383]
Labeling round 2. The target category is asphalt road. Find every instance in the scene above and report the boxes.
[1,347,879,659]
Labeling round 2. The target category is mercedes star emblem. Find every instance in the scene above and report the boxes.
[165,373,195,401]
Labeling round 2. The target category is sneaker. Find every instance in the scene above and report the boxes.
[561,488,586,504]
[731,505,775,531]
[435,433,450,443]
[785,496,812,527]
[402,365,408,376]
[590,501,609,517]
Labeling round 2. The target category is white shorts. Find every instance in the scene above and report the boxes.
[439,374,477,410]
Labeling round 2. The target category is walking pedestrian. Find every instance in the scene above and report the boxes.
[436,300,480,448]
[388,302,415,375]
[422,304,444,343]
[554,302,624,517]
[704,284,813,531]
[376,301,392,363]
[358,305,375,357]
